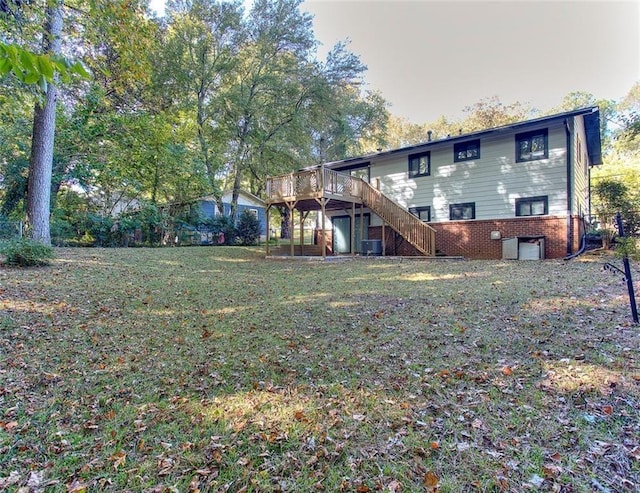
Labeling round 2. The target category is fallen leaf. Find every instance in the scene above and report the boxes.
[3,421,18,431]
[67,479,88,492]
[189,477,200,492]
[386,479,401,492]
[424,471,439,491]
[543,463,562,478]
[602,405,613,415]
[352,414,366,421]
[109,451,126,470]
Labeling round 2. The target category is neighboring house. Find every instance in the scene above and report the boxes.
[183,190,267,236]
[265,107,602,259]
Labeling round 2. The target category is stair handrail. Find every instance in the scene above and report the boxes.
[360,180,436,256]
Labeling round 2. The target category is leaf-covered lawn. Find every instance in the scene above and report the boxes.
[1,247,639,492]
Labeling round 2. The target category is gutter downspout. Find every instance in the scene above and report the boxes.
[564,216,587,260]
[564,119,573,256]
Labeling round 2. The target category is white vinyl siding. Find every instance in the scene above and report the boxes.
[572,117,590,216]
[368,122,569,223]
[221,191,264,208]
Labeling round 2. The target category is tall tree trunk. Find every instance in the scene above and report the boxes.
[229,112,252,221]
[26,1,63,245]
[196,81,225,215]
[230,162,243,222]
[280,206,290,239]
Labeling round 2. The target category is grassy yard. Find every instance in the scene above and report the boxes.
[1,247,639,492]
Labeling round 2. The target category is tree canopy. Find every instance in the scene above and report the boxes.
[0,0,637,246]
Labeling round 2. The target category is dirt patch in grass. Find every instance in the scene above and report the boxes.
[1,247,639,492]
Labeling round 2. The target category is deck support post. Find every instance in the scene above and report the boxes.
[360,205,364,253]
[321,200,326,258]
[319,166,327,259]
[350,202,356,256]
[375,178,386,256]
[265,205,271,256]
[285,201,296,257]
[382,222,386,256]
[315,197,330,259]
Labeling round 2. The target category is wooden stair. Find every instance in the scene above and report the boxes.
[360,181,436,256]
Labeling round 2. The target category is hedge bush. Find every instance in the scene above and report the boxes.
[0,238,55,267]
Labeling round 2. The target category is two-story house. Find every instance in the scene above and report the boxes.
[265,106,602,259]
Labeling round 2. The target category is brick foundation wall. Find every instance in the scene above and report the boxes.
[369,215,582,259]
[572,215,585,253]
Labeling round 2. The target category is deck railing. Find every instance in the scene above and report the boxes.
[322,167,361,199]
[360,181,436,256]
[266,166,361,202]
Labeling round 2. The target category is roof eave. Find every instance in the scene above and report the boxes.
[323,106,602,169]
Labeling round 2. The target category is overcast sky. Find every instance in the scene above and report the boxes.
[150,0,639,124]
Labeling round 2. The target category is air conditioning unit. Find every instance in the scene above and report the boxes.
[361,239,382,256]
[502,236,545,260]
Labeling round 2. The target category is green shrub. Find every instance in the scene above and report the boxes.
[85,214,114,247]
[212,215,237,245]
[0,238,55,267]
[50,217,75,246]
[236,210,261,246]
